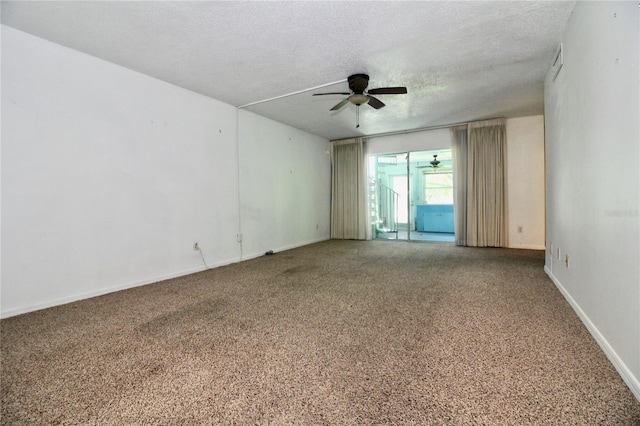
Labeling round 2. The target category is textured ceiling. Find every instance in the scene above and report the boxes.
[1,1,575,141]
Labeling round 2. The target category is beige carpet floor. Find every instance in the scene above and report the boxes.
[2,240,639,425]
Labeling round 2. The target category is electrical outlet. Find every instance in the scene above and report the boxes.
[193,242,199,251]
[518,226,523,233]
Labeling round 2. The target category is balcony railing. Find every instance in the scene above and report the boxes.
[373,183,399,238]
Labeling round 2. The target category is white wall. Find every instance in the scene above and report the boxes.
[544,2,639,399]
[0,26,331,318]
[507,116,546,249]
[1,25,240,316]
[238,110,330,259]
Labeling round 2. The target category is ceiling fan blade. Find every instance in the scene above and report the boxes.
[313,92,351,96]
[367,87,408,95]
[367,96,386,109]
[330,98,351,111]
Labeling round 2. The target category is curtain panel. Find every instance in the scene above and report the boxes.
[451,119,507,247]
[330,138,369,240]
[451,125,469,246]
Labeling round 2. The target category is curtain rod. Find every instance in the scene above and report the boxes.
[330,118,504,143]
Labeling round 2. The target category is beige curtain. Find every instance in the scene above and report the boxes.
[451,125,469,246]
[330,138,368,240]
[451,119,507,247]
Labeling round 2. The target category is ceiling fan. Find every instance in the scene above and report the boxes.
[313,74,407,128]
[417,155,441,169]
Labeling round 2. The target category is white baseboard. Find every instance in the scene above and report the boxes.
[544,266,640,401]
[0,257,240,320]
[508,243,546,250]
[240,237,330,261]
[0,239,331,320]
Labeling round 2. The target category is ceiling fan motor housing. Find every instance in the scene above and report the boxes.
[348,74,370,93]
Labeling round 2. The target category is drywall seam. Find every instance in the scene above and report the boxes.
[545,266,640,402]
[235,106,244,261]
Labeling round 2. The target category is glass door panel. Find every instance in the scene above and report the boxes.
[408,150,455,242]
[369,153,408,240]
[392,176,408,226]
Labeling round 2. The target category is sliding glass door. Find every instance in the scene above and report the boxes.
[370,149,454,242]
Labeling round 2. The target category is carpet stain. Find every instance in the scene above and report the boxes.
[137,298,227,339]
[281,264,317,275]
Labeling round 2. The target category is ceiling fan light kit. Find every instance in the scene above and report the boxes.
[313,74,407,128]
[349,94,369,105]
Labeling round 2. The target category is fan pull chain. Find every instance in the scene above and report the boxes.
[356,105,360,128]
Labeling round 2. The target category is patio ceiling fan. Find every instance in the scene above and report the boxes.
[313,74,407,128]
[417,155,441,169]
